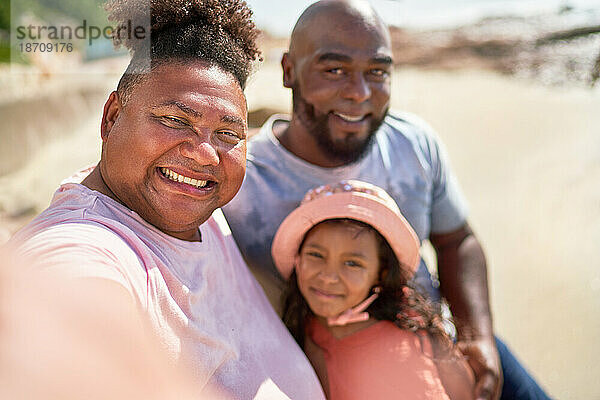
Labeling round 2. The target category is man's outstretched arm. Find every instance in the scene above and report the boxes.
[431,223,502,400]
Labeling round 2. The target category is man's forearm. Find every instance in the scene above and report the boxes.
[432,225,494,339]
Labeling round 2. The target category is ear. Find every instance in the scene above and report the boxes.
[281,52,295,89]
[101,91,122,141]
[293,254,301,270]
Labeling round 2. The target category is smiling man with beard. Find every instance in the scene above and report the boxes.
[223,0,551,399]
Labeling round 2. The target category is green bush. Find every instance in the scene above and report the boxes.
[0,43,10,63]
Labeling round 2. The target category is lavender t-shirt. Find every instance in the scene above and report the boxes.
[10,174,324,400]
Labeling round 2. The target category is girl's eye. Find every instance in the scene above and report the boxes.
[344,260,363,268]
[306,251,324,259]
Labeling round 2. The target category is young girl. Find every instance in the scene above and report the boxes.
[272,180,475,400]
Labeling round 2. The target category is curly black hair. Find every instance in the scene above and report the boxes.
[282,219,454,356]
[105,0,261,102]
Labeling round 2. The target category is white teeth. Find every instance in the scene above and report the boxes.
[334,112,365,122]
[160,167,209,189]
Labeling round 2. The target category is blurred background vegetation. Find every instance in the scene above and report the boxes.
[0,0,109,63]
[0,1,9,62]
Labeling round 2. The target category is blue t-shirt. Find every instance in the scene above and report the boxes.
[223,111,468,301]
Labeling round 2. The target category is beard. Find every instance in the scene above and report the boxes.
[292,84,387,165]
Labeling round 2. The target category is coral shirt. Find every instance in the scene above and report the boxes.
[307,318,450,400]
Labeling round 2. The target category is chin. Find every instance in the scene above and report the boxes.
[308,303,343,319]
[145,206,210,233]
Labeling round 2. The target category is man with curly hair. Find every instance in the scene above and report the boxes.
[9,1,325,398]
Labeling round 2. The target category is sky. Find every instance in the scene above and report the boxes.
[245,0,600,36]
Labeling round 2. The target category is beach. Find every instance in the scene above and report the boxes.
[1,48,600,399]
[245,63,600,398]
[389,69,600,400]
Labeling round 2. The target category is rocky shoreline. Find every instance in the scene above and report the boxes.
[387,12,600,87]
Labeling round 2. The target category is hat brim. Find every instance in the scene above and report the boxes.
[271,192,420,280]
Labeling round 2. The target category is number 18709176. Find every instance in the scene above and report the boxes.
[19,42,73,53]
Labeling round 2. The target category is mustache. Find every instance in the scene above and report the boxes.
[291,84,387,164]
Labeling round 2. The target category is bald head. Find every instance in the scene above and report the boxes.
[279,0,393,167]
[289,0,390,57]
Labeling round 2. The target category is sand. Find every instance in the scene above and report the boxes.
[1,61,599,398]
[388,69,600,399]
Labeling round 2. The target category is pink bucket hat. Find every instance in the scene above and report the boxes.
[271,180,420,281]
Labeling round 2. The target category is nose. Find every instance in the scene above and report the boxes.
[318,263,340,284]
[179,136,220,166]
[342,72,371,103]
